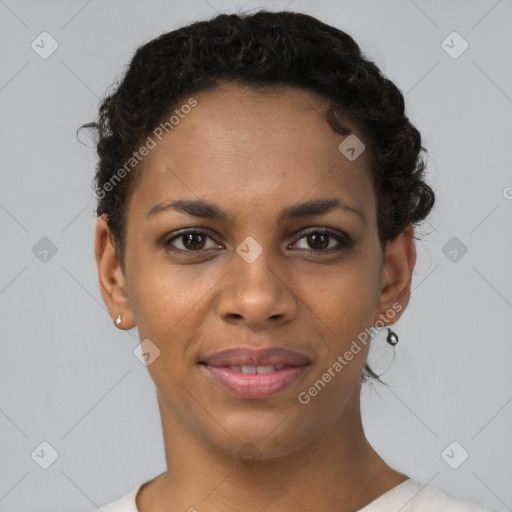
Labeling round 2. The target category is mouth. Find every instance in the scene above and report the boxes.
[199,346,310,399]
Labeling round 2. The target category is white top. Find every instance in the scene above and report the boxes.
[94,478,495,511]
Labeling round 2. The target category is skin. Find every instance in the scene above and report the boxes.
[95,82,416,511]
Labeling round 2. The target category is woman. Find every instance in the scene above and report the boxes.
[85,9,494,512]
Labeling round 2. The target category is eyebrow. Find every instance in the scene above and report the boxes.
[146,197,366,225]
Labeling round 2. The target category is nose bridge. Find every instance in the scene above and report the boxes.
[216,233,297,326]
[234,233,283,299]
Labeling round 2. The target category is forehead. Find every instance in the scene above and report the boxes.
[126,83,375,224]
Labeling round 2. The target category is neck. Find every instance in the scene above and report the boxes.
[138,387,407,512]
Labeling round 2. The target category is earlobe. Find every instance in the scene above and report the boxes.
[374,223,417,326]
[94,215,135,329]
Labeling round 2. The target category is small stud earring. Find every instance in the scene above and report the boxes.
[115,314,122,327]
[386,326,399,346]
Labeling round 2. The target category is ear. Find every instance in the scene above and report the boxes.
[373,223,417,326]
[94,214,135,329]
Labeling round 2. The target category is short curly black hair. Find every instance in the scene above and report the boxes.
[81,9,435,383]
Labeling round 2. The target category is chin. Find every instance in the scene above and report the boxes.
[202,408,314,462]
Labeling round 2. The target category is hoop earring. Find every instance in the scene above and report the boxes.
[115,314,122,327]
[386,326,399,346]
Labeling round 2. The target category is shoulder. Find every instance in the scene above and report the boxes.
[89,482,143,512]
[359,479,495,512]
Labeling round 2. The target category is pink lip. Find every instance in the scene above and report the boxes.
[200,346,310,399]
[202,364,309,399]
[201,346,310,367]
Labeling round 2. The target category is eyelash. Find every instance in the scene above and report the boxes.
[161,227,354,256]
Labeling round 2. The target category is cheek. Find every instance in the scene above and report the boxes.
[294,262,381,380]
[127,260,220,347]
[127,265,214,402]
[297,255,381,329]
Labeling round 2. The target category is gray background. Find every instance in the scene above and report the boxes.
[1,0,511,511]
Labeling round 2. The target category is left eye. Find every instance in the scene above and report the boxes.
[291,228,353,252]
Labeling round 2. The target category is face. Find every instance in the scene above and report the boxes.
[96,82,415,460]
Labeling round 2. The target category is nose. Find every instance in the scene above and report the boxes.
[216,245,298,329]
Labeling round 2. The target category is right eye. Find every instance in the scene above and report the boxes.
[161,229,223,254]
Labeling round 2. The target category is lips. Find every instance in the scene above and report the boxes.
[200,346,310,367]
[200,346,310,399]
